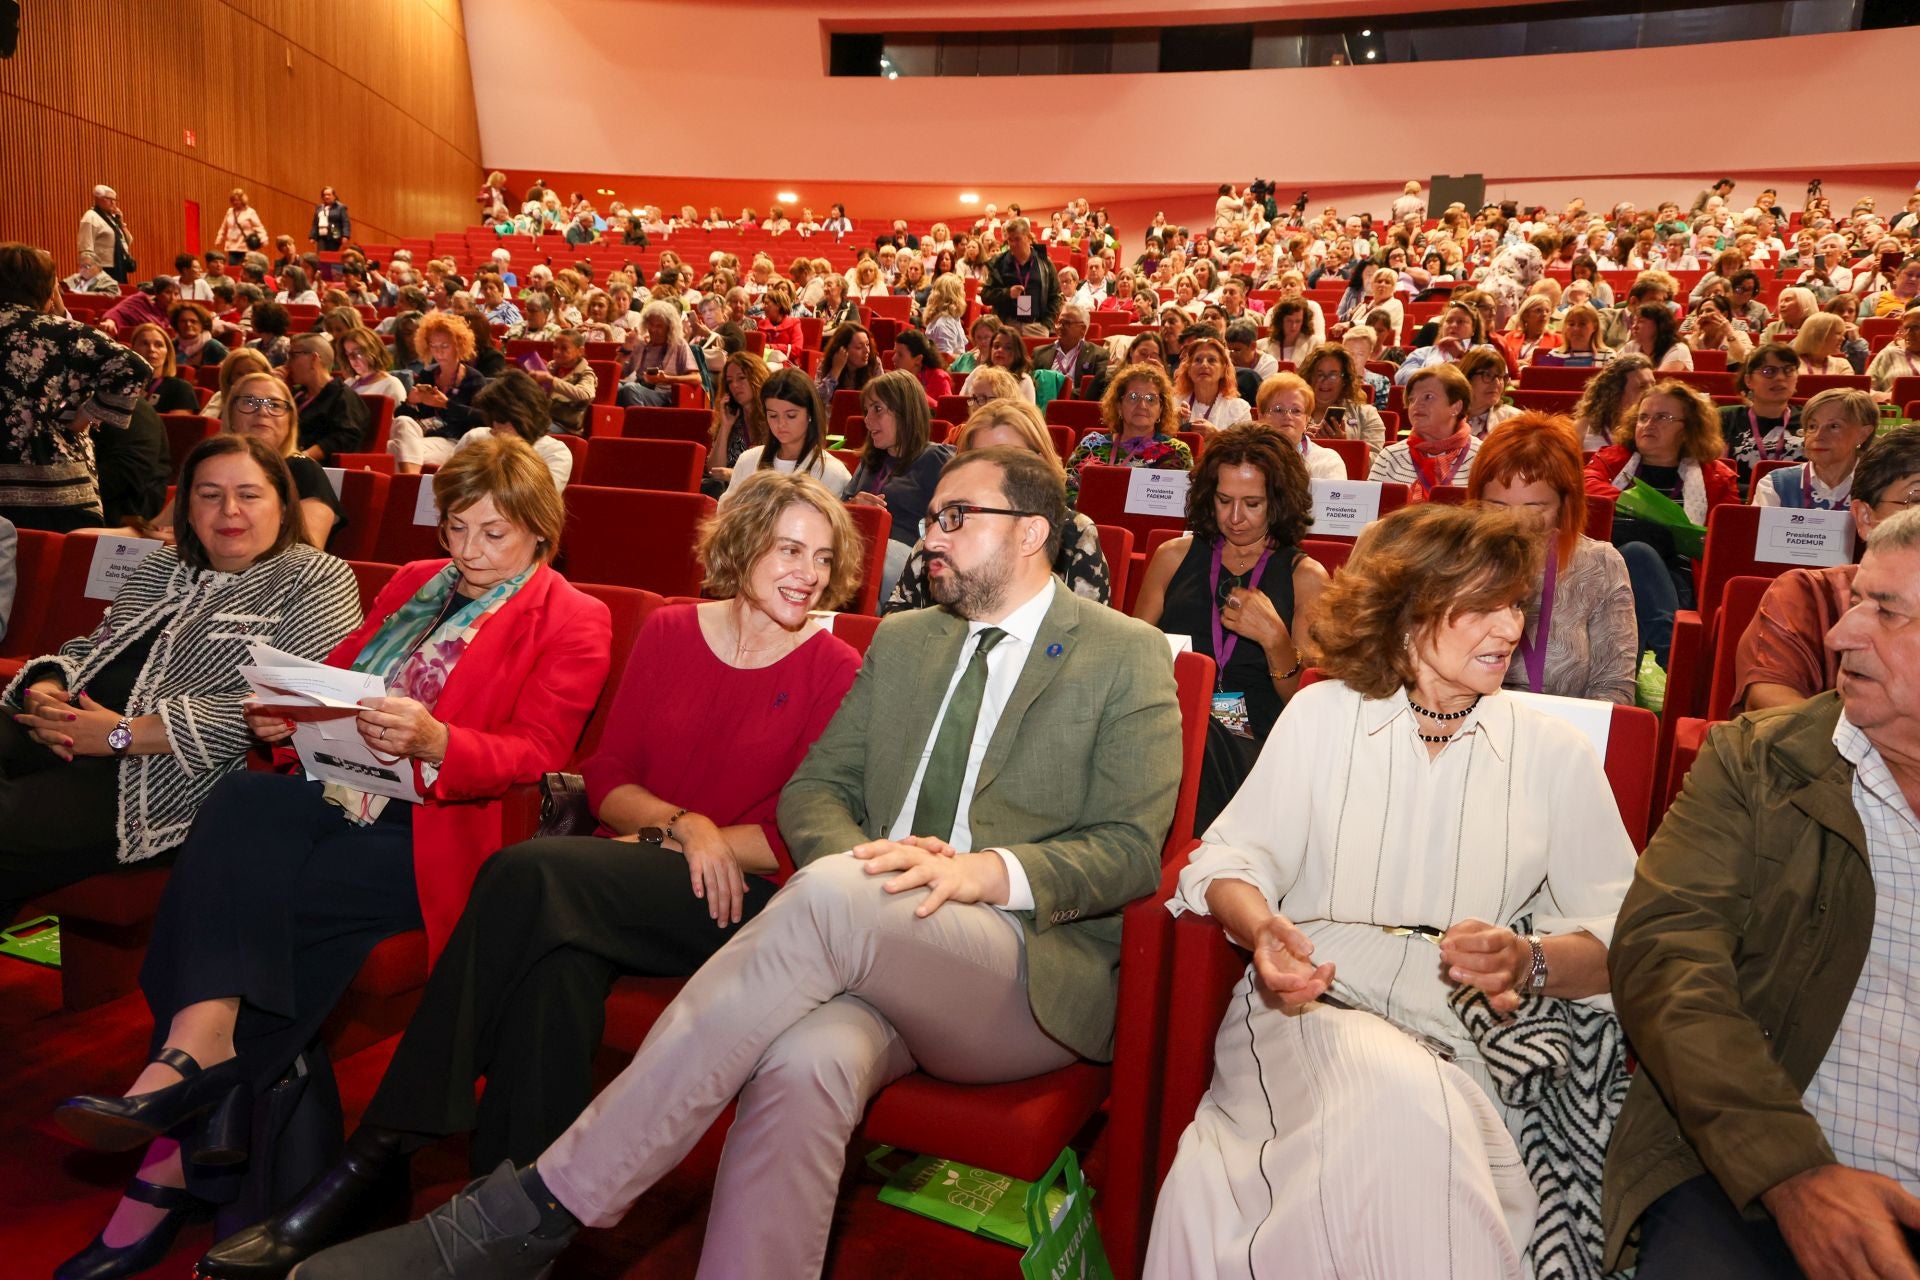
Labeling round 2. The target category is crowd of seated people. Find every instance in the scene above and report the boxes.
[0,170,1915,1280]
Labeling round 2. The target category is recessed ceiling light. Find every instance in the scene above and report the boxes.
[887,71,898,79]
[776,191,798,203]
[959,193,980,205]
[1361,28,1372,36]
[595,187,615,195]
[1365,50,1377,59]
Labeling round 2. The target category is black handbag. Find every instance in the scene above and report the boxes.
[536,771,594,838]
[210,1041,344,1241]
[245,228,267,250]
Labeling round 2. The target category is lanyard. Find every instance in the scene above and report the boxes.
[1208,540,1274,687]
[1755,413,1790,459]
[1514,553,1559,694]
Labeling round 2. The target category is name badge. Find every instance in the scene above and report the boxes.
[1754,506,1852,568]
[1016,295,1033,317]
[1309,478,1384,537]
[1211,692,1254,738]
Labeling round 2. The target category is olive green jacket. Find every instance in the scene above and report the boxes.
[776,581,1181,1062]
[1603,692,1874,1267]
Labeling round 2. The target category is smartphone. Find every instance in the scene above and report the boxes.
[1814,254,1828,271]
[1882,250,1904,274]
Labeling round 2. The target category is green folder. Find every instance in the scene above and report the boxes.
[1614,478,1707,561]
[868,1145,1073,1249]
[0,916,61,967]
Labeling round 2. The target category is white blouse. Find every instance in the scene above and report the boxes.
[722,446,853,504]
[1174,680,1636,1040]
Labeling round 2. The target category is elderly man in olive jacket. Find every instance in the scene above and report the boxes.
[1605,507,1920,1279]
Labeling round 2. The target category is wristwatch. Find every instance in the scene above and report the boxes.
[1523,932,1549,994]
[107,717,134,755]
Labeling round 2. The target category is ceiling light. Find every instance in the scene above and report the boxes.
[595,187,615,195]
[887,71,898,79]
[776,191,798,203]
[1361,28,1372,36]
[959,193,980,205]
[1365,50,1377,59]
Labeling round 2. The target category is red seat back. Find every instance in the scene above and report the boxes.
[1072,465,1188,548]
[325,469,391,562]
[1704,574,1778,722]
[571,583,663,757]
[358,393,396,451]
[160,413,214,474]
[369,473,447,565]
[1794,373,1871,397]
[828,389,863,433]
[1518,365,1600,392]
[588,360,619,403]
[1044,398,1104,431]
[561,486,716,597]
[1095,523,1134,612]
[622,406,713,447]
[344,560,399,617]
[1321,437,1370,480]
[580,437,707,492]
[1696,503,1795,633]
[843,503,893,615]
[36,533,157,657]
[1300,537,1352,573]
[1,529,63,661]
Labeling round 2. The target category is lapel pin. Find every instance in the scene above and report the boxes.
[1046,643,1064,658]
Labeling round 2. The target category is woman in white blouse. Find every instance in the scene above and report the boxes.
[1255,372,1345,480]
[722,367,851,504]
[1173,335,1252,433]
[1146,502,1637,1280]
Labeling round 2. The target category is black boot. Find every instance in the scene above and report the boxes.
[192,1125,408,1279]
[55,1177,210,1279]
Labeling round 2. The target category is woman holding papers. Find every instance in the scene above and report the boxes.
[0,433,359,926]
[50,435,610,1280]
[1133,423,1327,833]
[1584,380,1739,666]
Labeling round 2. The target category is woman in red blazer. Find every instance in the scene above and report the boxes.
[1583,378,1739,665]
[51,436,612,1276]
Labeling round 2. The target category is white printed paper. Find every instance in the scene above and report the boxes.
[411,475,440,526]
[1124,467,1189,517]
[322,466,344,500]
[1309,479,1384,538]
[1754,506,1853,568]
[239,642,422,803]
[83,535,163,601]
[1506,689,1612,761]
[1165,634,1193,657]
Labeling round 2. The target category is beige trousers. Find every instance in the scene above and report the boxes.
[537,853,1077,1280]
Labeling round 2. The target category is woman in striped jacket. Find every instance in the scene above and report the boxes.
[0,433,361,922]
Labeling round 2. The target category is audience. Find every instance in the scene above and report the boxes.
[1751,387,1878,512]
[1469,415,1637,703]
[1171,333,1251,431]
[1063,362,1195,505]
[705,350,771,495]
[885,399,1111,612]
[1732,426,1920,712]
[340,324,407,405]
[1606,506,1920,1279]
[1133,423,1328,831]
[458,368,573,490]
[52,437,611,1276]
[297,445,1179,1279]
[168,301,227,368]
[1586,378,1739,665]
[843,369,955,588]
[722,366,852,503]
[390,313,489,473]
[199,471,865,1276]
[1720,341,1805,487]
[1301,342,1388,447]
[284,332,371,463]
[1371,363,1479,498]
[1254,370,1347,479]
[124,323,200,412]
[615,301,700,408]
[1148,502,1635,1278]
[525,329,597,435]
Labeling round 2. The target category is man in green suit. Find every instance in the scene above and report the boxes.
[300,447,1182,1280]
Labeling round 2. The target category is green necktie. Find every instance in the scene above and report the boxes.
[909,627,1008,842]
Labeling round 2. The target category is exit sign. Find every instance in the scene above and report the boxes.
[183,129,196,147]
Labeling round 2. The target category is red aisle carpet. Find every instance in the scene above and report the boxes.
[0,958,1075,1279]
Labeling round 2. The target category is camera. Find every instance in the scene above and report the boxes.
[1294,190,1310,213]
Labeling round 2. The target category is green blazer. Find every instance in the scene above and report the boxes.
[777,580,1181,1061]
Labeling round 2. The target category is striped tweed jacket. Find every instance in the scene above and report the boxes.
[2,542,361,863]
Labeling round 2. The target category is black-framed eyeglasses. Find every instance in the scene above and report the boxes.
[922,504,1047,535]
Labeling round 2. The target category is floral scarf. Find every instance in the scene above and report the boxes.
[324,562,535,823]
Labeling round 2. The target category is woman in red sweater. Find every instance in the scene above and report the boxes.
[195,470,867,1278]
[1584,378,1739,664]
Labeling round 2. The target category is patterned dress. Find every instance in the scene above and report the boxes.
[0,302,149,528]
[1063,430,1194,506]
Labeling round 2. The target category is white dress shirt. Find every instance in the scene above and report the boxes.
[1801,714,1920,1191]
[886,580,1056,912]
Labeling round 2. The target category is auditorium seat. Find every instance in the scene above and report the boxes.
[0,528,62,669]
[1096,524,1134,613]
[324,468,392,562]
[1321,437,1370,480]
[368,474,448,565]
[580,437,708,492]
[160,412,215,472]
[843,503,892,614]
[561,486,716,597]
[622,406,713,447]
[1045,399,1103,431]
[359,392,396,452]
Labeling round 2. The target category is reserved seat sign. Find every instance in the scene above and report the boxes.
[1754,506,1853,568]
[1309,479,1384,538]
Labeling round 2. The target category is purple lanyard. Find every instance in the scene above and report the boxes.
[1208,540,1274,687]
[1514,553,1559,694]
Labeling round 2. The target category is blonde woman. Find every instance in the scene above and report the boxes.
[847,258,887,304]
[921,275,968,357]
[217,189,267,265]
[1173,335,1252,432]
[1790,313,1853,376]
[200,346,272,420]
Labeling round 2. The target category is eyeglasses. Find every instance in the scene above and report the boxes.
[1635,411,1683,427]
[234,395,291,416]
[1310,368,1345,383]
[1263,405,1308,420]
[1751,364,1794,378]
[922,504,1046,535]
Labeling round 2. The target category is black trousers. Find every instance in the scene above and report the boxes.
[139,771,420,1197]
[360,835,777,1173]
[1636,1174,1920,1279]
[0,711,125,924]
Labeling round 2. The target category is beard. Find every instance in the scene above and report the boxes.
[926,548,1012,619]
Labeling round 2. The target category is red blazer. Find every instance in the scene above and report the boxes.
[305,559,613,962]
[1584,445,1740,512]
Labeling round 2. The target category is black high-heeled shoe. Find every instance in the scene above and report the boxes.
[57,1046,246,1153]
[55,1176,209,1279]
[193,1126,408,1279]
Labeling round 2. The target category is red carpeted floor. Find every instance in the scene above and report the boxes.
[0,957,1081,1279]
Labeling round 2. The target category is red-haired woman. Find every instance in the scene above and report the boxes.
[1468,415,1637,703]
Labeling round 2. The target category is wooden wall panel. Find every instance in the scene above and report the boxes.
[0,0,483,275]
